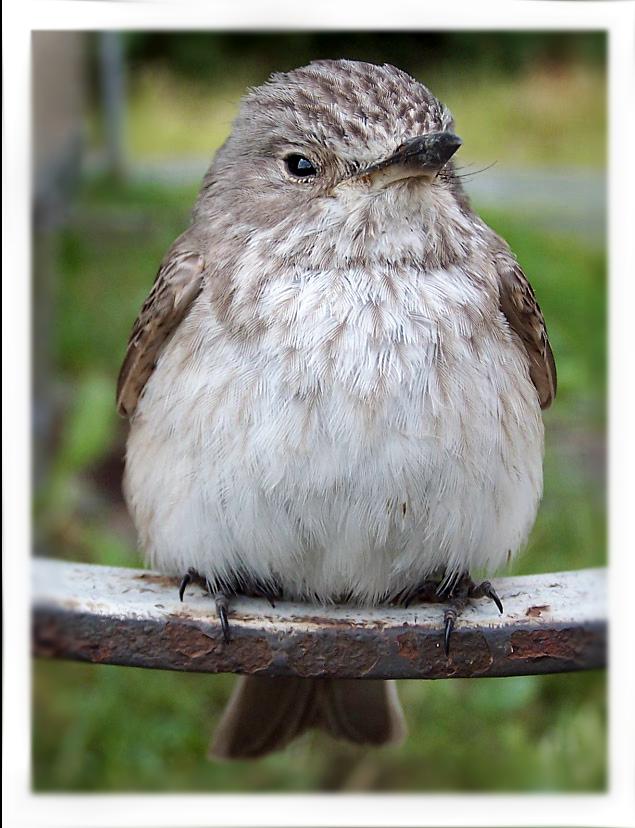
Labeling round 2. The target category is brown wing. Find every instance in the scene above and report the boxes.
[496,255,557,410]
[116,245,205,418]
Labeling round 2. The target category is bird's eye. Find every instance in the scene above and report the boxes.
[285,154,317,179]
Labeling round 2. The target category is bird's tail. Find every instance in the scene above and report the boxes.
[209,676,407,760]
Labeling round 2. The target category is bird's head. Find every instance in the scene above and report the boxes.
[196,60,467,263]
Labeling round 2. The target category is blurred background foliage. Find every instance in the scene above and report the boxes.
[32,30,606,792]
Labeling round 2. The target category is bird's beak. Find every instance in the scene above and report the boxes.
[361,131,462,188]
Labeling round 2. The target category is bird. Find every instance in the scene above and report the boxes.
[117,59,556,760]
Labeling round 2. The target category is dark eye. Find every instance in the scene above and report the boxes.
[285,154,317,178]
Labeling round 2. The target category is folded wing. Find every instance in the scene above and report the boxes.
[496,254,557,410]
[116,242,205,418]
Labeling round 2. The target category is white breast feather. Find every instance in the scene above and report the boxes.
[124,190,544,603]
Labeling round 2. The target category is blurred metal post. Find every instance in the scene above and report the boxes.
[99,32,127,181]
[32,32,87,494]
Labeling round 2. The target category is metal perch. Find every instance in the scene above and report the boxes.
[32,558,607,680]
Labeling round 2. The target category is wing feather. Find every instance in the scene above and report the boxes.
[116,245,205,418]
[496,254,556,410]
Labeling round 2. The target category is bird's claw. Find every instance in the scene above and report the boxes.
[441,575,505,658]
[443,609,457,656]
[211,586,231,644]
[178,566,200,601]
[178,572,191,602]
[470,579,504,614]
[178,569,232,643]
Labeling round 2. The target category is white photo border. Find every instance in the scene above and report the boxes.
[3,1,634,826]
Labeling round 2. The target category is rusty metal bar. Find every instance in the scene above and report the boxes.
[32,558,607,679]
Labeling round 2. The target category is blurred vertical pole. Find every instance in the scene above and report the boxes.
[32,33,86,519]
[99,32,127,181]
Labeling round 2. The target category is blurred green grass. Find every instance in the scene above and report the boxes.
[33,664,605,792]
[33,171,606,792]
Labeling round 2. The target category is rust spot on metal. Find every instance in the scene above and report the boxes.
[509,628,590,661]
[396,631,423,662]
[162,621,275,672]
[396,630,493,677]
[526,605,551,617]
[285,633,379,678]
[163,622,222,660]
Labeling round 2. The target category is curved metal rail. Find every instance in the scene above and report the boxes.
[32,558,607,679]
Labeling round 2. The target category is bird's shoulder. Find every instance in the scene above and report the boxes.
[484,227,556,409]
[116,232,206,418]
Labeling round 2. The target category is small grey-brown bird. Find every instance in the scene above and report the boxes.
[117,59,555,759]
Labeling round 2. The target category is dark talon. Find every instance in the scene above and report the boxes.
[178,571,192,601]
[398,572,503,658]
[179,566,202,601]
[215,595,231,643]
[260,583,280,609]
[179,570,233,642]
[444,610,456,657]
[206,580,231,643]
[470,579,504,614]
[487,584,504,615]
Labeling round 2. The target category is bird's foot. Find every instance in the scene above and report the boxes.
[177,567,232,643]
[441,575,503,656]
[178,569,283,643]
[396,573,503,657]
[396,578,445,608]
[243,580,283,609]
[178,566,203,601]
[213,590,231,644]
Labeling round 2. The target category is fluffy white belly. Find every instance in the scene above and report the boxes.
[124,268,544,603]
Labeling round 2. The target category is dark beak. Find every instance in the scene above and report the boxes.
[391,132,462,171]
[363,131,462,184]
